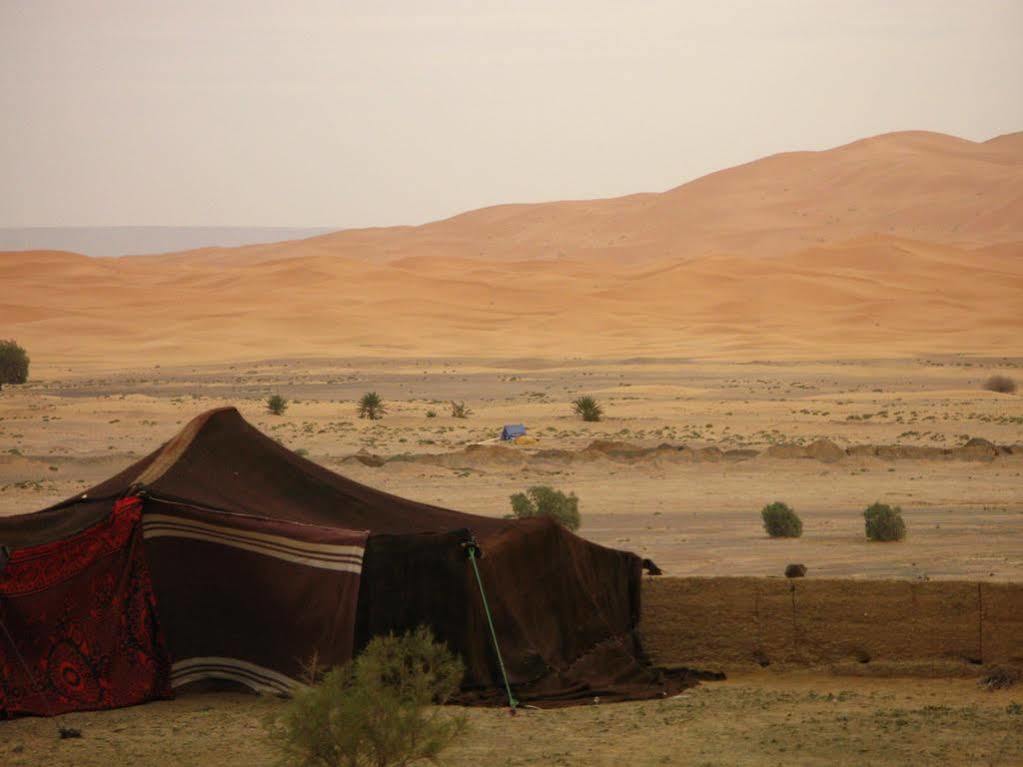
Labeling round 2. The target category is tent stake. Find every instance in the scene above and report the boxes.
[463,537,518,710]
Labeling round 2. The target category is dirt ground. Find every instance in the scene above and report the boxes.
[2,356,1022,765]
[3,356,1021,579]
[2,674,1021,767]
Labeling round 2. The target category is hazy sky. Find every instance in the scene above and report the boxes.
[2,1,1021,228]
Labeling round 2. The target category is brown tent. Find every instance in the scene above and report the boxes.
[0,407,686,716]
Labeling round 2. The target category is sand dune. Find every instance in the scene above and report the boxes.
[2,130,1021,369]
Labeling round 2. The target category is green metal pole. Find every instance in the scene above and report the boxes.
[466,545,518,709]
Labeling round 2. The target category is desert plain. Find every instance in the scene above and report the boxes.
[2,130,1022,764]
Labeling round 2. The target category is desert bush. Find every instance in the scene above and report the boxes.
[358,391,386,420]
[509,485,581,530]
[761,502,803,538]
[425,410,437,418]
[983,375,1017,394]
[267,394,288,415]
[0,340,29,392]
[864,502,906,541]
[268,627,467,767]
[572,395,603,422]
[450,401,472,419]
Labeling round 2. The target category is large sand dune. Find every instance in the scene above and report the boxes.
[2,130,1021,369]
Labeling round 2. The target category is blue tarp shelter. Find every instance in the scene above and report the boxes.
[500,424,527,441]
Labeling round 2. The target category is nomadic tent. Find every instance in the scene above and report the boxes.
[500,424,527,441]
[0,407,683,717]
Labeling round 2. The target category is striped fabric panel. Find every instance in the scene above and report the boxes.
[170,657,302,695]
[141,514,363,574]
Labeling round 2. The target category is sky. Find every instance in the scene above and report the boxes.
[2,0,1022,229]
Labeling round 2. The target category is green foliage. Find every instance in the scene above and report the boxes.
[358,391,386,420]
[268,627,467,767]
[0,339,29,391]
[761,502,803,538]
[572,395,603,422]
[509,485,581,531]
[425,410,437,418]
[983,375,1017,394]
[267,394,288,415]
[864,502,906,541]
[449,401,471,419]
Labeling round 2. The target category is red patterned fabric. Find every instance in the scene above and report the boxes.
[0,497,172,717]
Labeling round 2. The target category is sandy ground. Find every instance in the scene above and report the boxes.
[2,674,1021,767]
[3,356,1021,579]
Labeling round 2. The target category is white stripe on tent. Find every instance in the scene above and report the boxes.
[142,515,363,573]
[170,657,302,695]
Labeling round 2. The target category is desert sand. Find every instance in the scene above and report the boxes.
[2,131,1022,369]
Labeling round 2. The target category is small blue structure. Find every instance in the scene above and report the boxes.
[500,424,527,441]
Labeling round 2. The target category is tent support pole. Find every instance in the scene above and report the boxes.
[464,540,518,710]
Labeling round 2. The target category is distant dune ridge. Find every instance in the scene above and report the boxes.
[2,130,1021,368]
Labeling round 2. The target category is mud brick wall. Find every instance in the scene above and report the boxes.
[640,577,1023,668]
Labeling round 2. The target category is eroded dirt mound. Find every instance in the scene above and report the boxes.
[345,438,1018,469]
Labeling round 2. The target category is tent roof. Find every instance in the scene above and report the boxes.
[3,407,518,545]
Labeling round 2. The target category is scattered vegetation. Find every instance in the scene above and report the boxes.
[268,627,467,767]
[572,395,603,422]
[425,410,437,418]
[449,400,472,419]
[761,502,803,538]
[864,502,906,541]
[983,375,1017,394]
[358,391,386,420]
[979,665,1020,691]
[267,394,288,415]
[0,339,29,391]
[509,485,581,530]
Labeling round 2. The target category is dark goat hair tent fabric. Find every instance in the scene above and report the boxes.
[0,407,689,714]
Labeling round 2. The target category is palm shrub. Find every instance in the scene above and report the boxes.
[864,502,906,541]
[572,395,603,422]
[761,502,802,538]
[0,340,29,392]
[509,485,581,531]
[268,627,467,767]
[358,391,386,420]
[267,394,288,415]
[449,401,472,419]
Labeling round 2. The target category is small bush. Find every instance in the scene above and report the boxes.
[450,401,472,419]
[358,391,386,420]
[509,485,580,530]
[267,394,288,415]
[572,395,603,422]
[983,375,1017,394]
[761,502,802,538]
[425,410,437,418]
[864,502,906,541]
[0,339,29,392]
[269,627,467,767]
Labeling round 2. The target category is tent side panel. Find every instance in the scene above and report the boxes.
[143,501,367,693]
[0,496,172,717]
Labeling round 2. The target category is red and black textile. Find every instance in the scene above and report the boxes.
[0,497,171,717]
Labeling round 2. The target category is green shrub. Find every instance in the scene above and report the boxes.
[267,394,288,415]
[509,485,580,530]
[864,502,906,541]
[572,395,603,422]
[268,627,467,767]
[983,375,1017,394]
[761,502,802,538]
[425,410,437,418]
[358,391,386,420]
[0,339,29,392]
